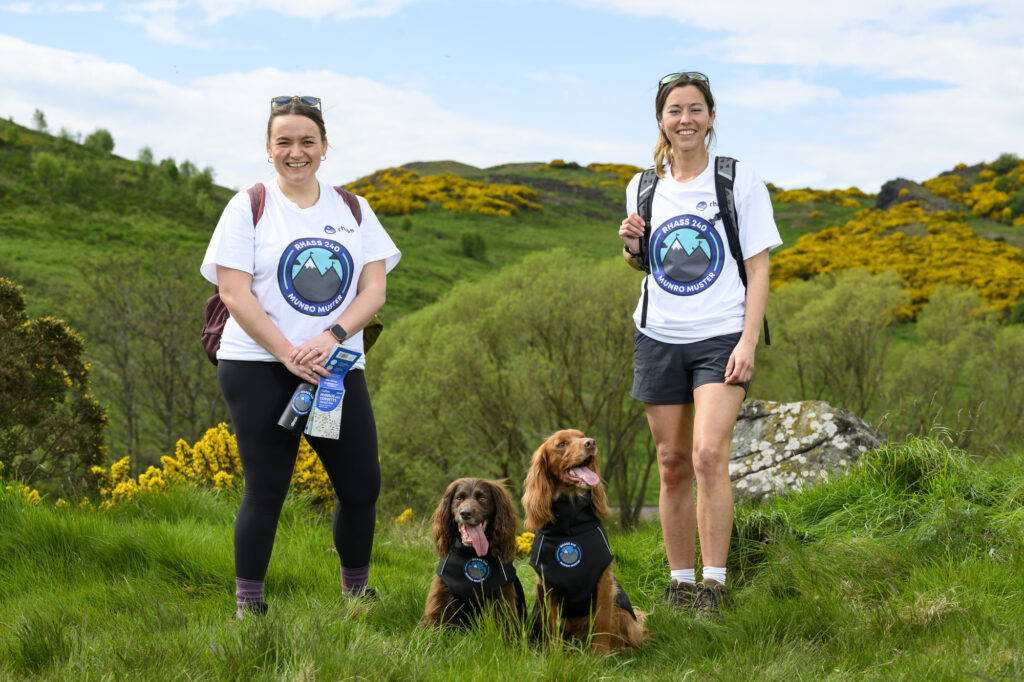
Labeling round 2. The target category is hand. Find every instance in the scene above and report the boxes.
[619,212,645,253]
[289,331,335,366]
[724,341,755,384]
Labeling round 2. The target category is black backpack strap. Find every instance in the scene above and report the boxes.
[636,168,658,328]
[713,157,770,345]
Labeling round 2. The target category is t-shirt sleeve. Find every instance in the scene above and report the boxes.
[200,191,256,285]
[358,196,401,274]
[625,172,641,216]
[735,163,783,258]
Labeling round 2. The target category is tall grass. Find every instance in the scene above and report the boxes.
[2,437,1022,680]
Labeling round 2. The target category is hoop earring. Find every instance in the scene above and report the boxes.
[267,157,272,163]
[321,155,326,161]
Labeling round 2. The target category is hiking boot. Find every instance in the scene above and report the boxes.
[344,586,378,603]
[661,579,699,611]
[235,601,268,620]
[694,580,729,620]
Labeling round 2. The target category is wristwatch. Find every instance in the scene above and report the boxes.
[329,324,347,342]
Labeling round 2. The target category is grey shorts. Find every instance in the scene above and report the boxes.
[631,331,748,405]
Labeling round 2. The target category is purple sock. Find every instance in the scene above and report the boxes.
[341,564,369,596]
[236,577,264,617]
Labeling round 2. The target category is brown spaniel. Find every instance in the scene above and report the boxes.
[522,429,648,652]
[421,478,525,628]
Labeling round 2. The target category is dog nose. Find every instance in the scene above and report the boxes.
[584,438,595,449]
[459,508,472,520]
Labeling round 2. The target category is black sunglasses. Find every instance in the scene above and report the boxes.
[270,96,322,111]
[658,72,710,88]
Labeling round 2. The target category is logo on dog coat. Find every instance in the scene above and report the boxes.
[556,541,582,568]
[464,558,491,583]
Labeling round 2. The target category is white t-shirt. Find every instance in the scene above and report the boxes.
[625,156,782,344]
[201,178,401,369]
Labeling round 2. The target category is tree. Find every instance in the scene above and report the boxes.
[85,128,115,153]
[370,251,655,525]
[72,246,229,469]
[137,146,154,165]
[0,278,106,494]
[757,268,907,417]
[32,108,48,133]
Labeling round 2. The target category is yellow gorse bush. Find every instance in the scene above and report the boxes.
[774,187,871,207]
[772,202,1024,317]
[923,157,1024,222]
[345,167,542,217]
[89,423,336,509]
[395,508,413,524]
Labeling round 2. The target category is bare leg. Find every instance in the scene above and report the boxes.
[691,383,745,568]
[645,403,696,570]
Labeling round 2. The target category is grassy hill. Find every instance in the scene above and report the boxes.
[1,436,1021,679]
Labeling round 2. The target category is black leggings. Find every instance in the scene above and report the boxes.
[218,361,380,581]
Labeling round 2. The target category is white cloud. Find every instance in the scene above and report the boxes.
[716,80,840,111]
[0,35,638,191]
[194,0,419,22]
[0,1,103,11]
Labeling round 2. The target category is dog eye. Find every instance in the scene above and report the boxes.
[557,441,567,447]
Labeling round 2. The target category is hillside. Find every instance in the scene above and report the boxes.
[3,115,1023,476]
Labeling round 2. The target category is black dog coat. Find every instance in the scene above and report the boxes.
[529,493,635,619]
[437,540,525,618]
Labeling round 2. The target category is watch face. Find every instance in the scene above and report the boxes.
[331,324,346,341]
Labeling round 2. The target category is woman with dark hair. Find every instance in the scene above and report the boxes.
[618,73,781,618]
[201,95,400,618]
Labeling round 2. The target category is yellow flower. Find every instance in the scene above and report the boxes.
[395,508,413,524]
[516,532,534,556]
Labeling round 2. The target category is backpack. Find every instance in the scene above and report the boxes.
[200,183,384,365]
[633,156,770,345]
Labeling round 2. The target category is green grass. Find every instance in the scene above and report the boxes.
[2,437,1022,679]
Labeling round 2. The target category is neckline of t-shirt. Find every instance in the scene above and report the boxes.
[662,155,715,188]
[269,178,326,214]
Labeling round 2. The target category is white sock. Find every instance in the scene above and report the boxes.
[702,566,727,586]
[670,569,696,586]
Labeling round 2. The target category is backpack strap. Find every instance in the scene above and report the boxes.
[246,183,363,226]
[333,186,362,225]
[635,168,658,328]
[247,183,266,227]
[713,157,770,346]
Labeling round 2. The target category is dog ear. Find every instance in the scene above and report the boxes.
[589,456,611,518]
[485,479,519,563]
[522,439,556,531]
[431,480,460,557]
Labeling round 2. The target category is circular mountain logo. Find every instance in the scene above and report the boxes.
[650,214,725,296]
[278,238,354,315]
[556,541,582,568]
[464,558,491,583]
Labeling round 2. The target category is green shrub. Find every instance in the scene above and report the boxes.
[460,231,487,260]
[0,278,106,494]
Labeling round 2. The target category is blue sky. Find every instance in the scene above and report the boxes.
[2,0,1022,193]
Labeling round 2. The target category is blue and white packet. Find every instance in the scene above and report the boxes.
[304,345,362,439]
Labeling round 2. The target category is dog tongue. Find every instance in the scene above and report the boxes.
[460,523,489,557]
[567,466,600,487]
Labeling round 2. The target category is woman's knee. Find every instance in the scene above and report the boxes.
[691,442,729,482]
[658,448,694,489]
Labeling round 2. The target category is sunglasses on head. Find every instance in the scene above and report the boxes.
[270,95,322,111]
[659,72,710,88]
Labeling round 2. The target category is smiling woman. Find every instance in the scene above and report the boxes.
[200,94,401,619]
[616,71,783,619]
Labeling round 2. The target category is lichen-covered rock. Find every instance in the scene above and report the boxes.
[730,399,883,502]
